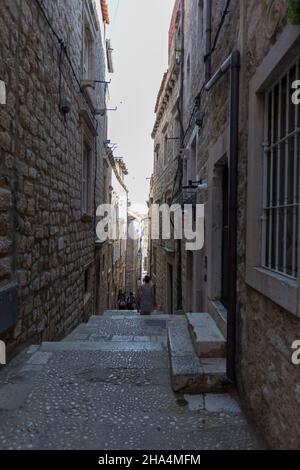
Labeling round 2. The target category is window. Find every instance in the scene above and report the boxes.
[246,28,300,317]
[221,165,229,308]
[154,144,160,172]
[82,142,91,214]
[83,26,94,80]
[173,116,181,156]
[84,268,90,293]
[175,27,181,64]
[153,248,157,274]
[262,58,299,279]
[80,109,96,218]
[164,133,168,166]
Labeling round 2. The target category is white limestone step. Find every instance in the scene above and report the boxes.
[208,301,227,338]
[186,312,226,358]
[167,318,228,394]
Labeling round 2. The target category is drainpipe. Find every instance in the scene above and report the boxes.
[204,0,212,82]
[176,0,185,311]
[179,0,185,138]
[205,50,240,383]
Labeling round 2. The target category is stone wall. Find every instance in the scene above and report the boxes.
[150,0,300,448]
[181,0,300,449]
[0,0,108,355]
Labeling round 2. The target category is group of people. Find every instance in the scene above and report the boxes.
[117,291,136,311]
[117,276,156,316]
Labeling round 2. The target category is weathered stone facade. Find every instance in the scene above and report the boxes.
[125,211,141,296]
[95,152,128,311]
[150,0,300,449]
[0,0,111,355]
[150,0,182,315]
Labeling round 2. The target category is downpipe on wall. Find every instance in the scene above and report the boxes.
[205,50,241,384]
[204,0,212,82]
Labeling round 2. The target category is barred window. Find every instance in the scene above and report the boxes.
[262,58,300,278]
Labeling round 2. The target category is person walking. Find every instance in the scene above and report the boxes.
[117,291,126,310]
[136,276,156,316]
[126,292,136,310]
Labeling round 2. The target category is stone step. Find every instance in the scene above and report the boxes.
[167,318,228,394]
[208,301,227,338]
[63,323,97,341]
[186,312,226,358]
[40,338,165,353]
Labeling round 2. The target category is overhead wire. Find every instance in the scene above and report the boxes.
[34,0,97,120]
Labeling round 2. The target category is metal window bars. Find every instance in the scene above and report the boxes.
[262,57,300,279]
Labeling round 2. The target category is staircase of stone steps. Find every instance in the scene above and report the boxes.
[167,311,229,394]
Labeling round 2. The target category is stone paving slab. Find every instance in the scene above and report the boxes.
[0,311,261,450]
[0,383,33,411]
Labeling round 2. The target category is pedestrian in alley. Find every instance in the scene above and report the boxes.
[117,291,126,310]
[126,292,136,310]
[136,276,156,316]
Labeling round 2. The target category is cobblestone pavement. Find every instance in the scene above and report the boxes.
[0,311,261,450]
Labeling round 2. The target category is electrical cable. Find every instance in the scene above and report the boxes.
[34,0,97,121]
[181,0,231,148]
[58,42,64,112]
[209,0,231,57]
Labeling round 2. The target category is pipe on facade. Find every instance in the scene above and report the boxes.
[176,0,186,311]
[204,0,212,82]
[227,49,240,383]
[204,50,240,383]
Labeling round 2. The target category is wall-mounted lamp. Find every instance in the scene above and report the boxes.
[183,179,208,190]
[94,106,118,116]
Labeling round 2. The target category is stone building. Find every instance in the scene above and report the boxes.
[95,151,129,312]
[150,0,182,315]
[0,0,113,354]
[109,157,128,308]
[125,210,149,297]
[149,0,300,449]
[125,209,142,297]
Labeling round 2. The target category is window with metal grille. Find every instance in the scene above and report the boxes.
[262,58,300,278]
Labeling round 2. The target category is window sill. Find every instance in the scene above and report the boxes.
[245,266,299,317]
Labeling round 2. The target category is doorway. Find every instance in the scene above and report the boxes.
[167,263,174,315]
[221,165,229,309]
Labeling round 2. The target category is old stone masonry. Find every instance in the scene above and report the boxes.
[0,311,260,450]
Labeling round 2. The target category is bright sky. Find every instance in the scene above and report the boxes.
[106,0,175,213]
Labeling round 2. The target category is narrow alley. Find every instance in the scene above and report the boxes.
[1,0,300,456]
[0,310,259,450]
